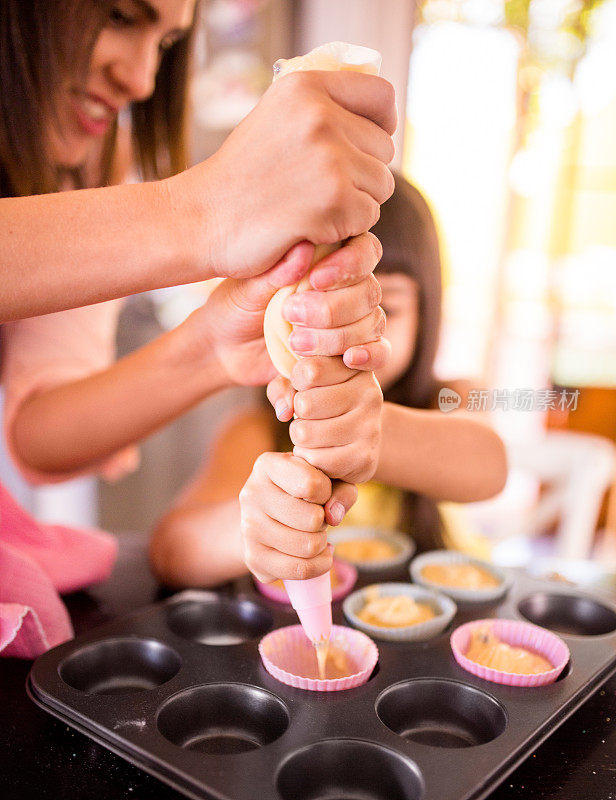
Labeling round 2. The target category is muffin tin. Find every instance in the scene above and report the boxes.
[27,573,616,800]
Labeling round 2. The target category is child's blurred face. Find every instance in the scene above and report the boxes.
[376,272,419,391]
[49,0,194,168]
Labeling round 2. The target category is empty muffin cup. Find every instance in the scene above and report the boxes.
[157,683,289,755]
[259,624,378,691]
[329,527,415,572]
[451,618,570,687]
[59,637,181,694]
[376,678,507,748]
[410,550,511,603]
[254,559,358,604]
[343,583,457,642]
[276,739,423,800]
[518,592,616,636]
[167,594,273,645]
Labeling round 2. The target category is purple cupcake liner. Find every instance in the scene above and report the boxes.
[451,618,570,687]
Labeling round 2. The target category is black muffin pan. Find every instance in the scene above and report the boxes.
[28,573,616,800]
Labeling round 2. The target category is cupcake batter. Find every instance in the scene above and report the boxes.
[335,538,399,564]
[421,562,500,590]
[465,626,553,674]
[301,642,354,681]
[357,588,435,628]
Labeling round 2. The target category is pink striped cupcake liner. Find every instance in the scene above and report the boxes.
[451,619,570,687]
[254,560,358,605]
[259,624,378,692]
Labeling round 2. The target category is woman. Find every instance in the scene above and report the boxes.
[0,0,396,656]
[1,0,397,485]
[0,0,396,320]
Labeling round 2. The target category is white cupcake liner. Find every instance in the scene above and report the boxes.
[259,624,378,692]
[343,582,457,642]
[329,527,415,572]
[410,550,512,603]
[451,618,570,687]
[254,560,358,605]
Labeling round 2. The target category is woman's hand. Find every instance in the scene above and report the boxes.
[239,452,357,583]
[184,232,389,387]
[170,70,396,281]
[269,356,384,484]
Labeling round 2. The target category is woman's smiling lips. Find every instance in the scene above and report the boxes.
[70,92,118,136]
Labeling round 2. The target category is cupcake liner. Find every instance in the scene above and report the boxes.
[451,618,570,687]
[254,560,358,605]
[343,583,457,642]
[329,527,415,572]
[410,550,512,603]
[259,624,378,691]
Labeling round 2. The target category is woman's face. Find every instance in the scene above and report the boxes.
[375,272,419,392]
[50,0,195,168]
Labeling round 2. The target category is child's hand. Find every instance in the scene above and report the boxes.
[186,232,389,388]
[239,452,357,583]
[267,356,383,485]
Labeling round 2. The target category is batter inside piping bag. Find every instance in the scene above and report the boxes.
[263,42,382,380]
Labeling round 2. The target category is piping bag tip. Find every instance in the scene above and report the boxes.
[283,572,332,644]
[296,602,332,645]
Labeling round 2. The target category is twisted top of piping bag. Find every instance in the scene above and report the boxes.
[273,42,381,80]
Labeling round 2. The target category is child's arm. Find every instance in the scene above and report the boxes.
[5,234,385,479]
[267,369,507,502]
[374,402,508,501]
[150,408,271,588]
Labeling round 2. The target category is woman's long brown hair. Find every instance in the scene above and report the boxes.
[370,173,446,551]
[0,0,196,198]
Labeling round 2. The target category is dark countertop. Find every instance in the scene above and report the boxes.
[2,532,615,800]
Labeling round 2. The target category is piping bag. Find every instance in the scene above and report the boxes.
[263,42,382,669]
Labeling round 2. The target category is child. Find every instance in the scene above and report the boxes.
[150,174,508,587]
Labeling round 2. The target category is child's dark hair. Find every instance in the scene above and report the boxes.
[372,172,442,409]
[370,172,445,551]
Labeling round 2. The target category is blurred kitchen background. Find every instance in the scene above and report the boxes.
[2,0,615,582]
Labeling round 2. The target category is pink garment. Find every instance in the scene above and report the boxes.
[1,300,139,484]
[0,543,73,659]
[0,482,117,658]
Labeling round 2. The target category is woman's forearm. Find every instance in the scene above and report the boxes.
[150,500,246,588]
[10,320,229,475]
[0,179,204,322]
[375,402,508,502]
